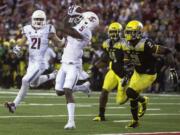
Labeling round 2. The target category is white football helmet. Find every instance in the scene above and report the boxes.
[82,11,99,31]
[31,10,46,29]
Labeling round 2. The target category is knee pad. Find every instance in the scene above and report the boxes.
[126,88,139,100]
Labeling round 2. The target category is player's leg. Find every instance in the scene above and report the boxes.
[5,65,41,113]
[93,70,118,121]
[63,64,79,129]
[73,70,91,96]
[137,73,156,117]
[125,70,156,128]
[55,67,66,96]
[30,69,57,87]
[116,76,128,105]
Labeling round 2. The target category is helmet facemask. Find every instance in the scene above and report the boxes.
[124,20,143,41]
[69,14,83,26]
[108,22,122,42]
[108,30,121,41]
[124,30,142,41]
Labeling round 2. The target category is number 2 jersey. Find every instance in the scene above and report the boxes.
[123,38,158,74]
[22,24,56,64]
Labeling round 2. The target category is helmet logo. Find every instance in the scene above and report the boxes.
[88,16,96,22]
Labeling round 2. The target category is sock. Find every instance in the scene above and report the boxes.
[13,81,29,107]
[99,107,105,117]
[67,103,75,123]
[130,100,139,121]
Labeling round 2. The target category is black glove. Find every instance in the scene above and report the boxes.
[169,68,179,84]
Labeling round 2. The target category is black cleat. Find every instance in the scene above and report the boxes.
[93,116,106,121]
[125,120,139,128]
[4,102,16,113]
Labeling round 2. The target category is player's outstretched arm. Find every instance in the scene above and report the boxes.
[49,33,65,48]
[58,23,83,40]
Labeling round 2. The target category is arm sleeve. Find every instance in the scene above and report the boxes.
[144,39,156,54]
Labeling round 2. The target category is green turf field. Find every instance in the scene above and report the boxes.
[0,88,180,135]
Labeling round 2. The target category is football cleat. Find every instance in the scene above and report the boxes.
[138,96,149,117]
[64,121,76,130]
[93,116,106,121]
[125,120,139,128]
[4,102,16,113]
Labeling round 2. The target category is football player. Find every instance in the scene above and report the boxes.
[5,10,64,113]
[93,22,131,121]
[55,5,99,129]
[123,20,178,128]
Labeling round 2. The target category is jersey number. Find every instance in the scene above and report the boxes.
[31,38,41,49]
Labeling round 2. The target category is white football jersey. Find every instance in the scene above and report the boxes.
[61,23,92,64]
[22,24,56,63]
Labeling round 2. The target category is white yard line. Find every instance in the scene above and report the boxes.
[1,91,180,97]
[147,108,161,111]
[0,113,180,119]
[0,102,180,106]
[113,120,131,123]
[94,132,180,135]
[107,107,126,109]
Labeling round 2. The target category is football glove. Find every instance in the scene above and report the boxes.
[13,45,21,57]
[169,68,179,84]
[121,75,129,87]
[67,5,82,16]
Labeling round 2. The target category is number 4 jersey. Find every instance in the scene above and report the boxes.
[22,24,56,63]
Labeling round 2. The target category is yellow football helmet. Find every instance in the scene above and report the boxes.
[124,20,143,41]
[108,22,122,41]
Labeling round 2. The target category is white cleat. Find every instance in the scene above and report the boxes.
[64,121,76,130]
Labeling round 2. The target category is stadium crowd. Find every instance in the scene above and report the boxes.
[0,0,179,92]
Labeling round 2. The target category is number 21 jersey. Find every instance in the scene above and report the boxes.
[22,24,56,63]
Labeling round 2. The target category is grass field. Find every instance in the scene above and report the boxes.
[0,88,180,135]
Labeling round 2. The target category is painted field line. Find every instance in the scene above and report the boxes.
[0,103,92,107]
[113,120,130,123]
[94,132,180,135]
[1,91,180,97]
[107,107,160,111]
[107,107,126,109]
[0,102,180,107]
[1,113,180,119]
[147,108,160,111]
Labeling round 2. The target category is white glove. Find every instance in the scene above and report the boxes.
[67,5,82,16]
[13,45,21,57]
